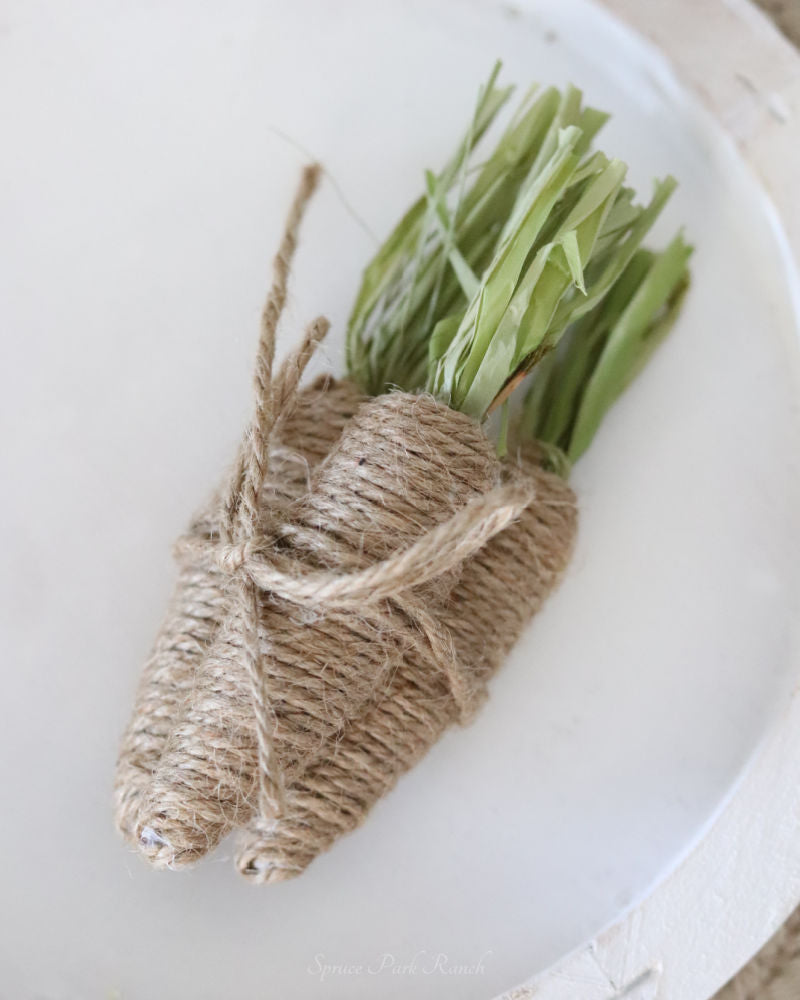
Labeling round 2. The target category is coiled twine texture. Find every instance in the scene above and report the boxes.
[116,383,577,877]
[113,376,364,844]
[113,165,579,880]
[136,392,507,866]
[236,452,577,882]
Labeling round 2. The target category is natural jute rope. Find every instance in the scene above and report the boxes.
[115,165,576,880]
[112,375,362,844]
[113,164,361,844]
[120,168,538,869]
[137,390,539,866]
[236,452,577,882]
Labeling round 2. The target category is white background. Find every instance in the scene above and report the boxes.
[1,0,799,998]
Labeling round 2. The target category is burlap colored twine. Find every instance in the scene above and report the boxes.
[236,452,576,882]
[112,374,363,844]
[114,165,577,878]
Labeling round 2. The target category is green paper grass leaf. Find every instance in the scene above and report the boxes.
[345,64,692,466]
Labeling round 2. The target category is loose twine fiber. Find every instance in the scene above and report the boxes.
[114,165,577,878]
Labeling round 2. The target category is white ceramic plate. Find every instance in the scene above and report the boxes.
[1,1,799,998]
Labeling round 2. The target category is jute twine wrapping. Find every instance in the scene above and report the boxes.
[235,452,577,882]
[115,164,578,880]
[113,375,363,844]
[138,392,516,867]
[114,162,362,846]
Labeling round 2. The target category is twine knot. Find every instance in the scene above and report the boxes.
[132,165,542,868]
[175,438,537,824]
[115,164,579,879]
[163,163,539,829]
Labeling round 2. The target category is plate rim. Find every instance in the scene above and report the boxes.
[512,1,800,997]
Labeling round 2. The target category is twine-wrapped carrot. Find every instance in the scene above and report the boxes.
[114,65,692,879]
[112,372,362,845]
[236,452,577,882]
[137,389,524,866]
[234,223,692,882]
[113,164,364,845]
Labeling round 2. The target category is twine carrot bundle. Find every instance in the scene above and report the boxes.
[114,65,691,880]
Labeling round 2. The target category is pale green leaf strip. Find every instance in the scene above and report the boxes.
[517,345,559,444]
[568,233,693,459]
[428,313,464,368]
[345,62,513,389]
[558,229,585,292]
[447,127,584,406]
[534,251,655,447]
[455,155,626,417]
[524,84,585,184]
[514,165,626,360]
[423,170,480,300]
[550,175,677,332]
[461,85,562,221]
[345,66,692,464]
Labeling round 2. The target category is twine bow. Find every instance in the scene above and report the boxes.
[176,165,537,824]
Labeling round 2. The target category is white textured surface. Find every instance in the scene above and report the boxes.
[521,2,800,998]
[0,1,799,999]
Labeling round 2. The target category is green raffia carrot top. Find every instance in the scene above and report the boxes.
[114,62,692,882]
[347,61,691,465]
